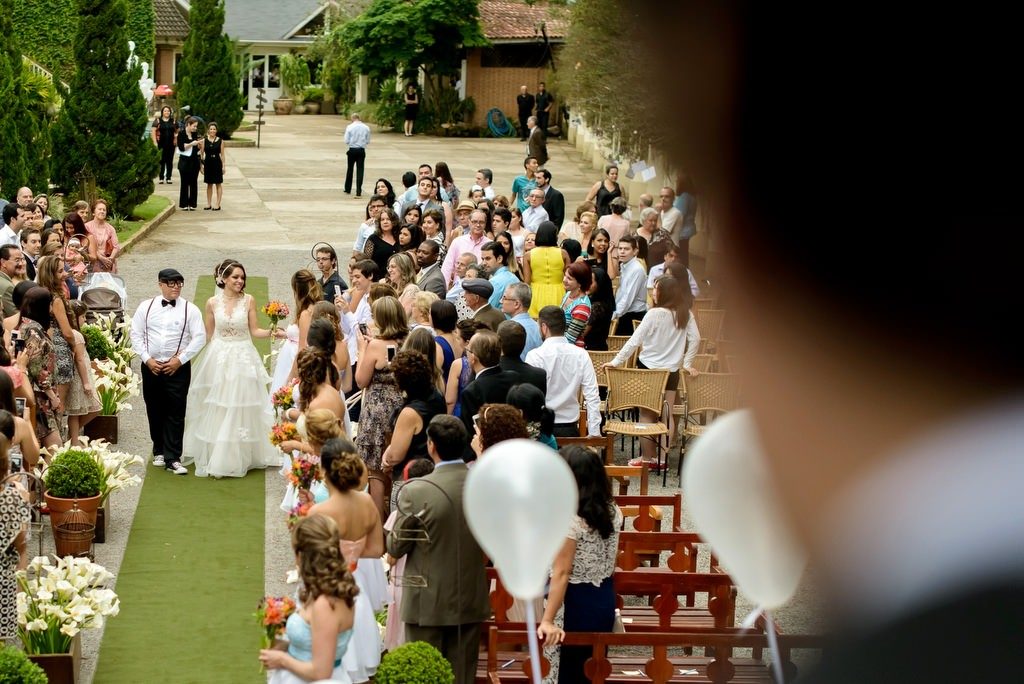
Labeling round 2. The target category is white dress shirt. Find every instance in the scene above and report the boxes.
[130,296,206,364]
[611,309,700,371]
[660,206,683,236]
[521,205,549,232]
[0,226,18,247]
[526,336,601,436]
[613,257,648,319]
[647,263,701,297]
[344,120,371,148]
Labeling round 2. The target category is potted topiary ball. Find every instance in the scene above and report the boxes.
[43,448,105,528]
[0,645,48,683]
[375,641,454,684]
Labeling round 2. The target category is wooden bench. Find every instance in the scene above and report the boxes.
[615,493,682,533]
[481,626,825,683]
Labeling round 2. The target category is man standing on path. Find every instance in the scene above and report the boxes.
[387,415,490,684]
[344,113,371,198]
[511,156,539,212]
[526,116,548,167]
[130,268,206,475]
[535,81,553,134]
[516,85,535,141]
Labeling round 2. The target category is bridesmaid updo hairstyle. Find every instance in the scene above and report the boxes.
[303,408,345,449]
[214,259,246,289]
[320,437,364,492]
[291,269,323,318]
[291,515,359,607]
[305,318,338,356]
[310,302,343,342]
[296,347,340,409]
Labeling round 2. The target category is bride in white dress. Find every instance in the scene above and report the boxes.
[182,259,283,477]
[270,270,323,403]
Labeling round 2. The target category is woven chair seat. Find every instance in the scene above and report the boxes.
[684,423,709,438]
[605,420,669,437]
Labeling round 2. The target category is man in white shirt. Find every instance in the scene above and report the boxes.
[343,113,371,197]
[646,242,700,297]
[441,209,489,286]
[526,306,601,437]
[521,188,549,232]
[353,195,387,254]
[130,268,207,475]
[0,204,26,247]
[659,186,683,236]
[475,168,495,199]
[613,235,648,333]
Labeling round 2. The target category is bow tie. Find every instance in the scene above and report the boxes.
[161,299,176,307]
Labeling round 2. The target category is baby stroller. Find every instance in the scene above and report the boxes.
[79,273,128,331]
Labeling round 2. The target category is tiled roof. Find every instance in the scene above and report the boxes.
[154,0,190,39]
[479,0,568,42]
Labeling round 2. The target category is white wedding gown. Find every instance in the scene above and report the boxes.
[182,292,279,477]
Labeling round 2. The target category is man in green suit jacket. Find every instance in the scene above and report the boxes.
[386,415,490,684]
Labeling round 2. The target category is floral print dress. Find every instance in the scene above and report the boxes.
[19,319,59,441]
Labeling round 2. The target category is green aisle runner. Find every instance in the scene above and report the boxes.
[95,276,273,682]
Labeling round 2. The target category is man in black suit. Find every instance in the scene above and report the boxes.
[536,168,564,228]
[458,330,520,459]
[526,116,548,166]
[645,4,1022,682]
[19,227,40,281]
[496,320,546,395]
[516,85,535,141]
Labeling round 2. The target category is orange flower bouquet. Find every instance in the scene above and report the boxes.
[270,422,298,448]
[255,595,296,649]
[261,300,290,332]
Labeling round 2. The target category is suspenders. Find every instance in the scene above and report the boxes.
[143,297,189,360]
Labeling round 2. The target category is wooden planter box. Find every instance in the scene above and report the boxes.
[84,414,118,443]
[29,635,81,684]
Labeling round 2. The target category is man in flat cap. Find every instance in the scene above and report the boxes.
[130,268,206,475]
[461,277,505,332]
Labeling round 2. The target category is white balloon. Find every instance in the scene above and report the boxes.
[464,440,578,600]
[682,410,807,609]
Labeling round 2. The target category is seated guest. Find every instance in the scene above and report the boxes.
[457,330,520,458]
[506,383,558,450]
[526,306,601,438]
[496,320,546,394]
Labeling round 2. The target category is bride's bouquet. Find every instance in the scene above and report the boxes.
[261,300,290,333]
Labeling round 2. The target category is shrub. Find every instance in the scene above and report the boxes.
[303,86,325,103]
[81,324,115,361]
[176,0,245,138]
[375,641,454,684]
[279,53,311,99]
[0,645,47,684]
[44,448,105,499]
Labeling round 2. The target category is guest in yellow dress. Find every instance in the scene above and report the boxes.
[523,221,570,317]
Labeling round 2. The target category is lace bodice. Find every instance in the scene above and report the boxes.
[567,506,623,586]
[213,293,252,341]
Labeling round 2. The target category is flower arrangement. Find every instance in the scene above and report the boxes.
[287,500,312,530]
[87,313,136,365]
[17,556,121,655]
[288,454,321,491]
[46,439,143,504]
[255,595,296,649]
[270,422,298,448]
[261,300,290,331]
[93,356,141,415]
[272,378,298,418]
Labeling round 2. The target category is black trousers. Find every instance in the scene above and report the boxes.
[345,147,366,195]
[616,311,647,335]
[518,113,531,139]
[141,361,191,462]
[406,622,481,684]
[537,110,550,134]
[178,159,200,208]
[159,145,175,181]
[553,422,580,438]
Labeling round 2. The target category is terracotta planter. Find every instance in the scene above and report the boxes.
[44,492,100,557]
[29,634,82,683]
[293,103,307,115]
[273,98,293,115]
[84,414,118,443]
[305,101,321,114]
[44,492,102,526]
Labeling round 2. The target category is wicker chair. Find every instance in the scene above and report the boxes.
[606,335,631,352]
[674,372,742,478]
[603,368,671,483]
[587,350,619,389]
[694,308,726,344]
[689,353,716,374]
[692,297,718,313]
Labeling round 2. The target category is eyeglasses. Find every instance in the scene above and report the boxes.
[161,281,184,289]
[500,295,518,303]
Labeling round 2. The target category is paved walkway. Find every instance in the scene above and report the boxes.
[148,114,597,259]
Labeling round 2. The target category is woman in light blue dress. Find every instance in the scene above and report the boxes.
[260,515,359,683]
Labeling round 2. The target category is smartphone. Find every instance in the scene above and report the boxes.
[9,453,21,473]
[333,284,340,298]
[15,397,26,419]
[387,345,396,363]
[472,413,480,429]
[358,323,369,336]
[13,336,26,355]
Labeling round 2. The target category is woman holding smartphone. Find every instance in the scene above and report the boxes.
[354,296,408,521]
[0,371,40,471]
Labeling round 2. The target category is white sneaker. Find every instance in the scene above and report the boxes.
[167,462,188,475]
[153,455,165,467]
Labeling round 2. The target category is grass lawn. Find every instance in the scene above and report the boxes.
[115,194,172,243]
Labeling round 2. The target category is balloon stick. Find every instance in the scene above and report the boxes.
[525,600,544,684]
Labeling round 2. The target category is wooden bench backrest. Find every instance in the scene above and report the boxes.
[616,530,703,572]
[557,434,614,464]
[605,464,649,496]
[614,493,681,532]
[487,626,825,683]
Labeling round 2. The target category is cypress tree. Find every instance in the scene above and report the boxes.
[177,0,244,138]
[50,0,158,216]
[0,0,31,200]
